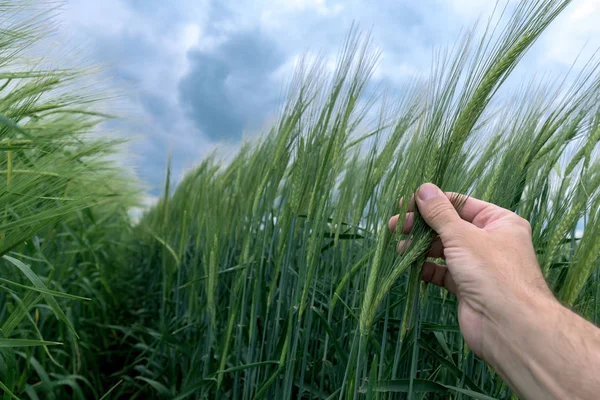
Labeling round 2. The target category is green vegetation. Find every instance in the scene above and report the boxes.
[1,1,600,399]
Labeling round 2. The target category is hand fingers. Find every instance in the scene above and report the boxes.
[398,186,498,228]
[398,196,415,212]
[415,183,464,237]
[421,261,457,295]
[397,237,444,258]
[388,213,414,234]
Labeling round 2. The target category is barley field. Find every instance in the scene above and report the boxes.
[0,1,599,399]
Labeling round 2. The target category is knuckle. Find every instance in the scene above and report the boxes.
[516,216,532,235]
[426,201,453,223]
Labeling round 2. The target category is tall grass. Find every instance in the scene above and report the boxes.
[0,3,138,399]
[117,2,600,399]
[1,0,600,399]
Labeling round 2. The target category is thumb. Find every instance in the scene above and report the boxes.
[416,183,462,237]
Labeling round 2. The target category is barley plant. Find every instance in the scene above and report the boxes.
[0,0,599,399]
[0,3,139,399]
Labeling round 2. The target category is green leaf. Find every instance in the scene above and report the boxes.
[210,360,279,376]
[136,377,173,397]
[0,278,90,301]
[366,354,378,400]
[419,337,484,394]
[0,113,28,136]
[100,379,123,400]
[358,379,448,394]
[1,292,41,338]
[421,323,461,333]
[0,379,20,400]
[0,339,61,348]
[311,307,349,365]
[444,385,499,400]
[433,331,454,361]
[173,379,216,400]
[2,255,78,337]
[254,365,285,399]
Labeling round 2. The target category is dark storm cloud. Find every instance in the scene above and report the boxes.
[90,32,154,82]
[65,0,540,192]
[179,30,285,141]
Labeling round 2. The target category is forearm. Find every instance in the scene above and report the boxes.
[485,294,600,399]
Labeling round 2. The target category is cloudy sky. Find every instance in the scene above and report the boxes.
[55,0,600,196]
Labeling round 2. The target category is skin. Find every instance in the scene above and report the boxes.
[388,183,600,400]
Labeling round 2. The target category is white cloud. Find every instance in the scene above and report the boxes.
[270,51,338,83]
[445,0,494,19]
[60,0,135,36]
[258,0,343,30]
[374,57,422,85]
[280,0,344,15]
[55,0,599,195]
[155,23,202,104]
[537,0,600,66]
[570,0,599,19]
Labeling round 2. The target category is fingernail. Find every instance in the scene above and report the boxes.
[418,183,439,201]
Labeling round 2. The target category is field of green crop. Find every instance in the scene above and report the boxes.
[0,1,599,399]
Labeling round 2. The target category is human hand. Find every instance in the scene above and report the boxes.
[388,183,556,360]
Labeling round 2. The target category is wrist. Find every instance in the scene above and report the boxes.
[481,289,564,399]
